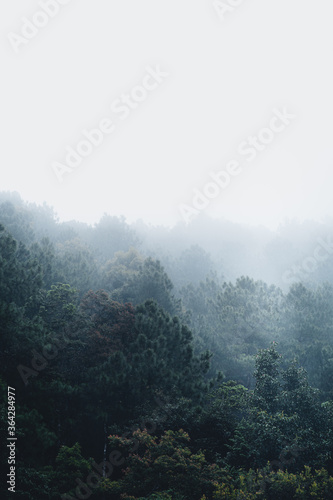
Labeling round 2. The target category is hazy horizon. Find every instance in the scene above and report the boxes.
[2,1,333,232]
[2,4,333,497]
[3,189,333,235]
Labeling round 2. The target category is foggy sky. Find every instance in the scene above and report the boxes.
[1,0,332,229]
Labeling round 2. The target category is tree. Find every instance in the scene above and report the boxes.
[106,252,180,315]
[228,345,333,472]
[252,344,281,413]
[103,429,225,499]
[90,214,140,261]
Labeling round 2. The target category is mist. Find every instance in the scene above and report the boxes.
[2,1,333,499]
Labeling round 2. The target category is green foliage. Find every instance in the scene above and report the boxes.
[253,343,281,412]
[54,442,93,495]
[182,276,284,384]
[105,251,180,315]
[54,238,100,296]
[213,465,333,499]
[77,292,210,432]
[2,196,333,499]
[13,466,55,500]
[228,345,333,472]
[40,283,78,330]
[104,429,225,499]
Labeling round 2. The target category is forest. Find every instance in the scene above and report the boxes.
[1,191,333,499]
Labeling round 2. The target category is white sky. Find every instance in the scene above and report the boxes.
[1,0,333,229]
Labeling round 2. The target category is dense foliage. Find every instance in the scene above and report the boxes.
[1,194,333,499]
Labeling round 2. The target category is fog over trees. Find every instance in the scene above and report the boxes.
[1,192,333,499]
[2,0,333,496]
